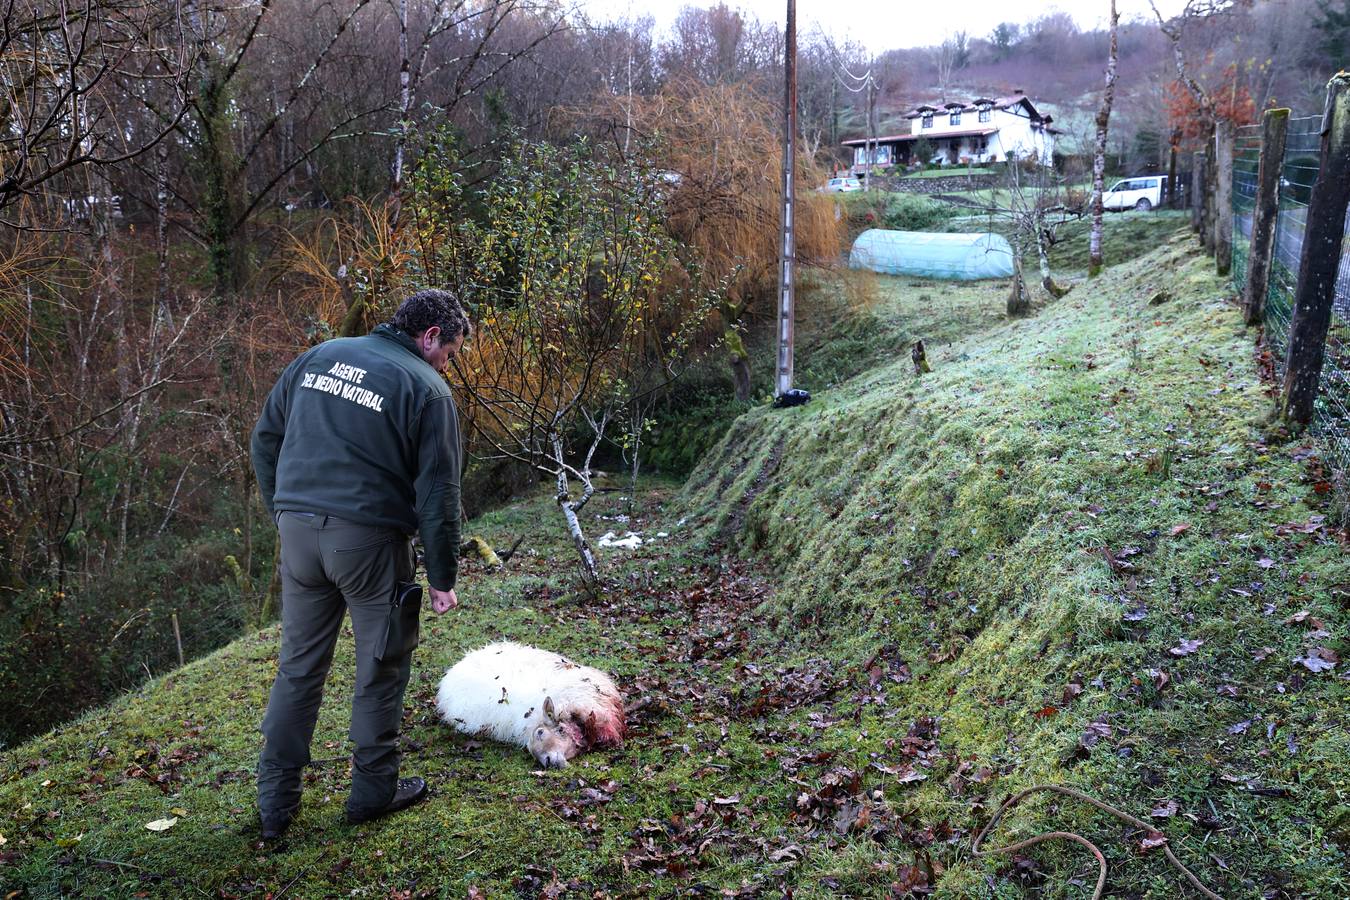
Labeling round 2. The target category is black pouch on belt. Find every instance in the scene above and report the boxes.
[374,581,423,663]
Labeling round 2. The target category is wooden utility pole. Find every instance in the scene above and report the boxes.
[1281,73,1350,428]
[775,0,797,399]
[865,73,877,191]
[1243,108,1289,326]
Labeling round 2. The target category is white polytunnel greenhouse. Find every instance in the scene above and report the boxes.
[848,229,1015,280]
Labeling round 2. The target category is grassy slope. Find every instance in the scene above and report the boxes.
[2,231,1346,898]
[682,228,1349,896]
[945,209,1189,276]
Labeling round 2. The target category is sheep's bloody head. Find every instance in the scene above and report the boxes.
[528,696,584,768]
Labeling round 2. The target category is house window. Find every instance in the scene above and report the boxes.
[950,110,962,126]
[922,114,933,129]
[978,107,991,123]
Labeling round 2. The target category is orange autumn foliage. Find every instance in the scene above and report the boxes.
[1164,63,1258,147]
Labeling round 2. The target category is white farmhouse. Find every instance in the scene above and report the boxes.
[844,90,1059,174]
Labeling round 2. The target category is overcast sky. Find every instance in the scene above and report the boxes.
[573,0,1191,53]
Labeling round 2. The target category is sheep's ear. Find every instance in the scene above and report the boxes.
[543,696,557,723]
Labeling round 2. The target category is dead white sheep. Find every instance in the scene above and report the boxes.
[435,641,626,768]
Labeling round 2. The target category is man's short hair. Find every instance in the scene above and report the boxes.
[392,289,472,343]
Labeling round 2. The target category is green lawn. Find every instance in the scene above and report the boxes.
[3,230,1346,898]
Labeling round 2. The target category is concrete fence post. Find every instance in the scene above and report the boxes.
[1167,143,1179,208]
[1281,73,1350,429]
[1214,120,1235,276]
[1191,151,1207,236]
[1243,108,1290,326]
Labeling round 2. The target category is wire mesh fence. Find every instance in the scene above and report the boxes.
[1231,124,1261,293]
[1231,115,1350,475]
[1167,171,1192,211]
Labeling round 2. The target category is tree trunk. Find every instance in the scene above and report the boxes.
[388,0,411,232]
[199,69,244,297]
[725,325,751,402]
[1088,0,1119,278]
[1036,229,1070,299]
[1007,257,1031,317]
[552,436,598,588]
[155,143,170,309]
[731,354,751,402]
[97,155,133,558]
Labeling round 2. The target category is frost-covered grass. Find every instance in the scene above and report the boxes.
[945,208,1188,275]
[643,267,1010,474]
[681,228,1350,897]
[3,231,1346,898]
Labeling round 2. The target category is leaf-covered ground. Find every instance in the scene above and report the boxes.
[2,229,1347,898]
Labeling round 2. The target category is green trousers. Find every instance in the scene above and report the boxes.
[257,512,416,819]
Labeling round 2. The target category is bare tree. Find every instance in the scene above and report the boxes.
[1149,0,1245,249]
[1089,0,1120,277]
[977,159,1076,315]
[0,1,196,220]
[658,4,780,85]
[933,35,959,101]
[411,142,716,586]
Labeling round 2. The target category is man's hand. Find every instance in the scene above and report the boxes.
[430,587,458,614]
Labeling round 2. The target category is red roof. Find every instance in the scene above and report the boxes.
[841,127,998,146]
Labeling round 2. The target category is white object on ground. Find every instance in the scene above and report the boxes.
[597,531,643,549]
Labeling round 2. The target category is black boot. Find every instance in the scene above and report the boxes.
[259,808,295,842]
[345,776,428,825]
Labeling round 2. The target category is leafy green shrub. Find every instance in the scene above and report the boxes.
[881,193,957,231]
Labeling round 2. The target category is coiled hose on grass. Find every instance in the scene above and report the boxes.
[971,784,1225,899]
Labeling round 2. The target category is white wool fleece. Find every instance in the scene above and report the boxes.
[435,641,624,749]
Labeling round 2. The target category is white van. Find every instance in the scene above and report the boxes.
[822,176,862,193]
[1103,175,1164,211]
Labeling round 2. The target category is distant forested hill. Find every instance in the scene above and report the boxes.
[826,0,1337,170]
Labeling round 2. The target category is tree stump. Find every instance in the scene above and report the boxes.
[912,339,931,375]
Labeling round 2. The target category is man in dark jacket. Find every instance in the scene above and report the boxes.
[250,288,470,840]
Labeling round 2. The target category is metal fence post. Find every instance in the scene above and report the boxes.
[1281,73,1350,429]
[1243,108,1290,326]
[1214,121,1236,275]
